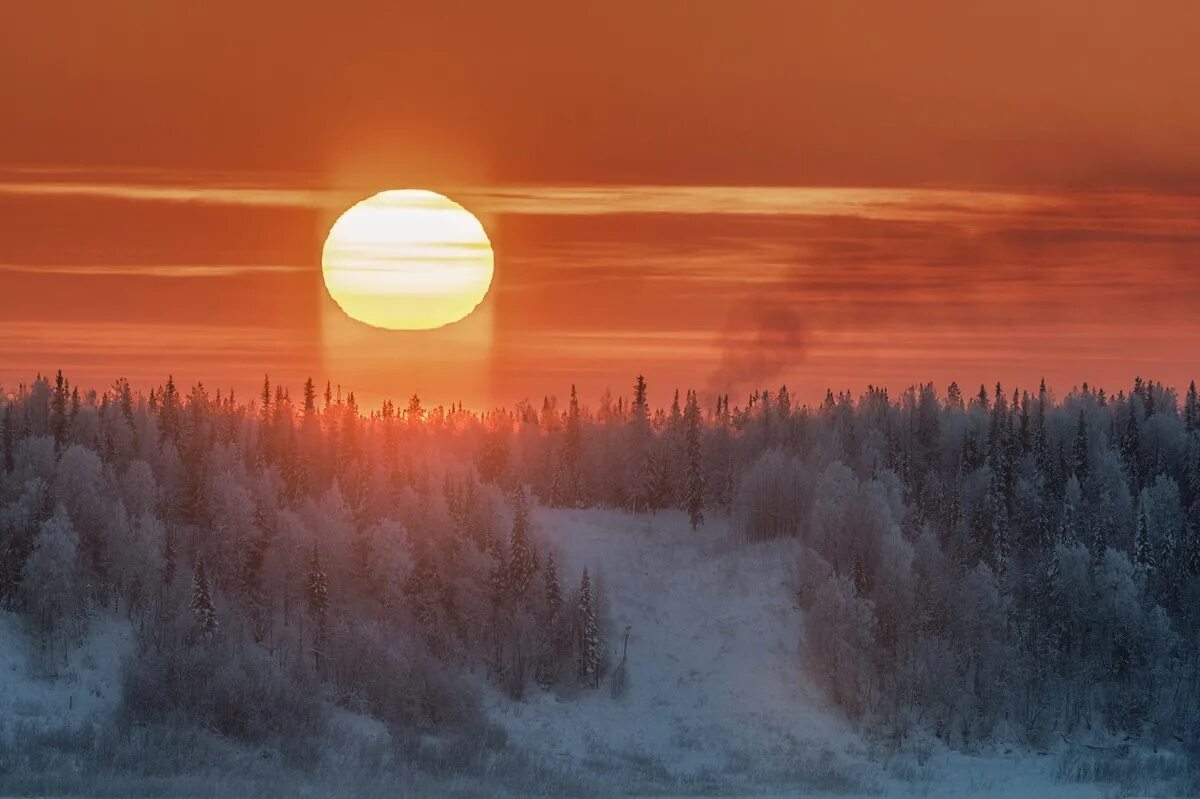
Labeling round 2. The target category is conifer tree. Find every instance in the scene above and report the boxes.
[550,454,567,508]
[114,376,135,435]
[1058,488,1077,546]
[986,462,1009,570]
[1122,406,1141,484]
[162,526,177,589]
[632,375,648,423]
[508,488,535,598]
[1071,409,1089,483]
[0,404,13,473]
[306,545,329,672]
[259,374,271,426]
[543,550,562,618]
[684,389,705,529]
[1018,392,1031,454]
[1033,390,1050,474]
[159,375,181,446]
[302,377,317,423]
[565,384,582,470]
[50,370,68,449]
[1134,494,1154,573]
[487,536,509,608]
[577,567,600,687]
[1088,514,1108,561]
[190,559,218,642]
[1186,380,1199,433]
[240,506,272,640]
[976,384,990,412]
[406,393,424,424]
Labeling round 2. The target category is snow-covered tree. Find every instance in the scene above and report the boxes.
[508,488,535,598]
[543,550,562,619]
[306,544,329,672]
[576,567,600,687]
[683,389,705,529]
[189,558,218,642]
[21,503,81,648]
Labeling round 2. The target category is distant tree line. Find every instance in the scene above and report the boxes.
[3,369,1198,756]
[0,372,610,751]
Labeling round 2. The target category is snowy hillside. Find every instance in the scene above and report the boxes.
[0,612,132,738]
[486,508,1117,798]
[0,508,1176,797]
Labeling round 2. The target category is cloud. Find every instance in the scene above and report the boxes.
[0,180,343,209]
[0,263,306,277]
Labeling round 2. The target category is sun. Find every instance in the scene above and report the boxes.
[321,190,494,330]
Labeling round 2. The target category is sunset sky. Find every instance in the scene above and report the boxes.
[3,2,1200,409]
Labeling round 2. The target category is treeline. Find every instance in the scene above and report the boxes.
[3,370,1199,756]
[0,372,610,753]
[735,380,1200,750]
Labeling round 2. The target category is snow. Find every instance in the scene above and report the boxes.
[0,511,1157,796]
[485,507,1114,797]
[0,610,133,738]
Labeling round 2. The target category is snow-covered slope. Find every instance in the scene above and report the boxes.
[488,510,855,777]
[0,611,132,739]
[486,508,1112,797]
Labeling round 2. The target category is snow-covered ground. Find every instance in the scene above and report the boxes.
[0,611,132,740]
[486,507,1114,797]
[0,511,1165,796]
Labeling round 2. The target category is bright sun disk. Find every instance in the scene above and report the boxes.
[321,190,494,330]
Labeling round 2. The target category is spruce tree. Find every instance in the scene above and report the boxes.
[544,551,562,618]
[487,536,509,609]
[550,455,567,508]
[1134,494,1154,574]
[50,370,68,449]
[565,385,582,472]
[976,384,990,412]
[508,488,535,598]
[632,375,648,422]
[240,506,272,640]
[684,389,705,529]
[1186,381,1199,433]
[162,526,177,589]
[1071,410,1089,483]
[302,377,317,423]
[577,567,600,687]
[306,545,329,672]
[986,462,1009,571]
[1,404,13,473]
[190,559,218,642]
[159,375,180,447]
[115,376,135,435]
[1033,390,1050,476]
[260,374,272,426]
[1018,392,1031,454]
[1089,516,1108,560]
[1122,407,1141,484]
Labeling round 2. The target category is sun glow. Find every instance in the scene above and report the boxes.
[321,190,494,330]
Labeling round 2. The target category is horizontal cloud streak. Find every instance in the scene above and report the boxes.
[0,263,307,277]
[5,171,1199,230]
[0,180,343,209]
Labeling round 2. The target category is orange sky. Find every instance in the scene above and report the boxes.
[2,3,1200,408]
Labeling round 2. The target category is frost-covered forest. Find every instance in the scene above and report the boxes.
[1,371,1199,796]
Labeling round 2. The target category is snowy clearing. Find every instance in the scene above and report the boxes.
[484,507,1113,797]
[0,611,132,739]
